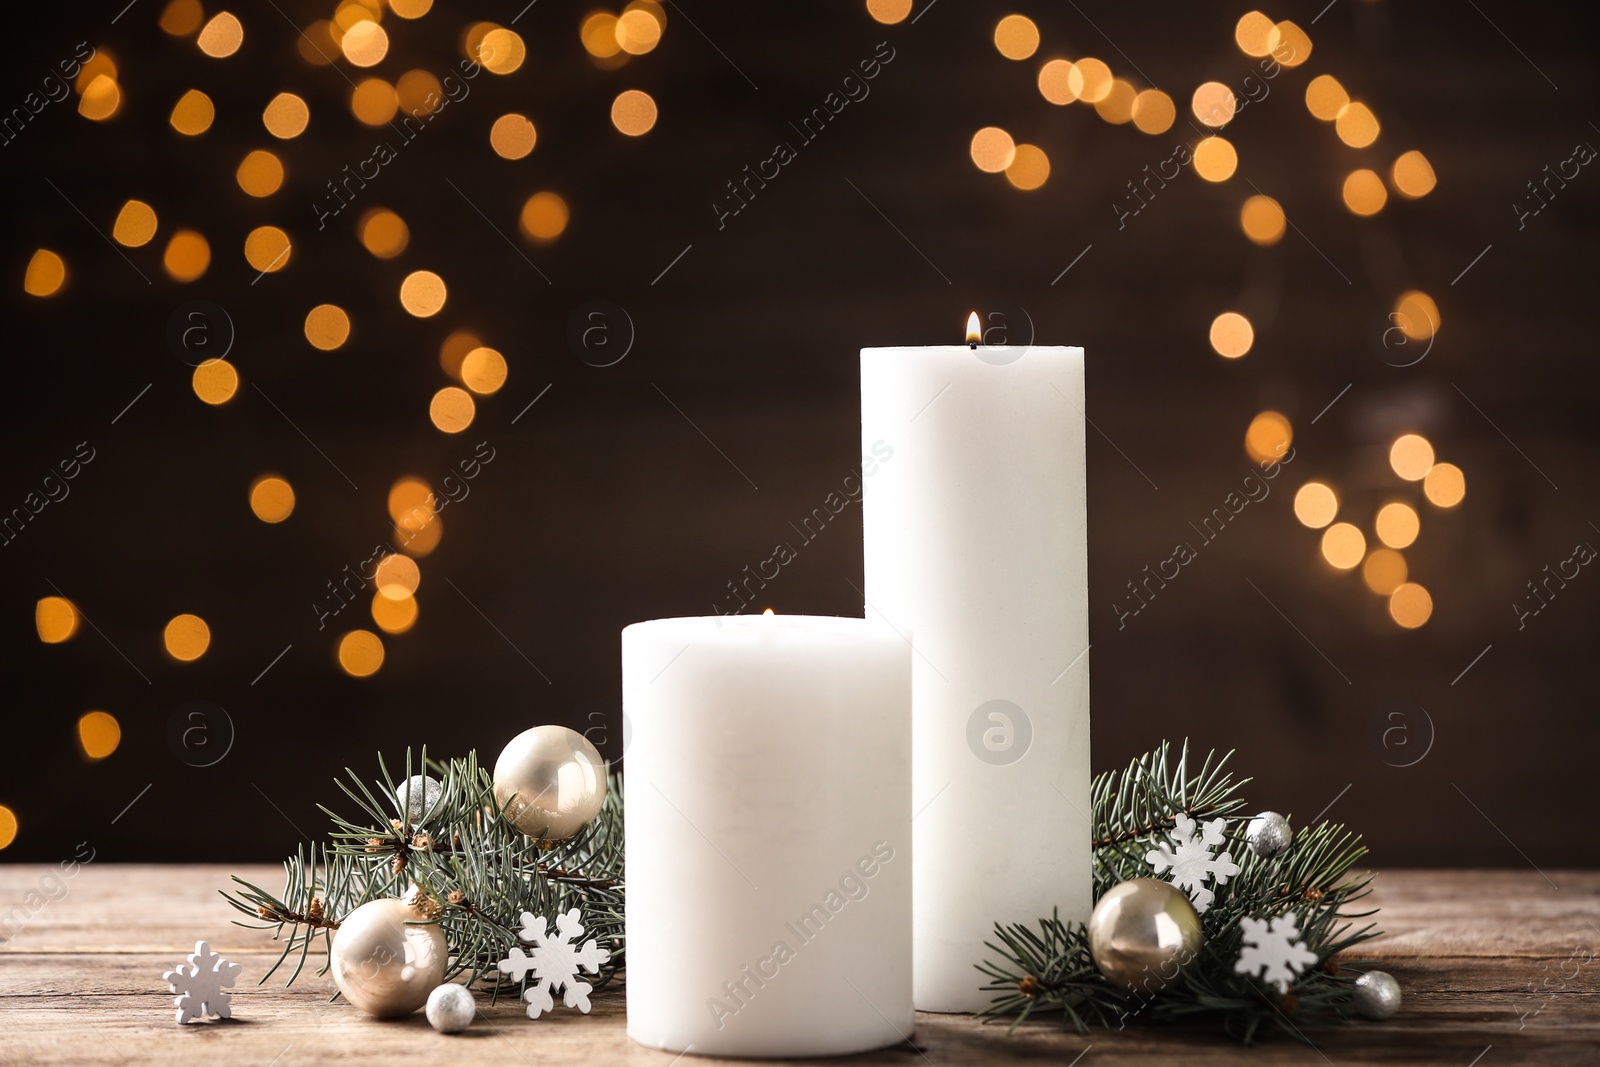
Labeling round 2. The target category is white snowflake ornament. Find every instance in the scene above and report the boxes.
[497,908,608,1019]
[163,940,241,1024]
[1234,914,1321,991]
[1145,813,1241,914]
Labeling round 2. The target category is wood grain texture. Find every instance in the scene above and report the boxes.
[1,866,1596,1065]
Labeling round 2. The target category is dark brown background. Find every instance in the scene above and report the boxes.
[1,1,1595,867]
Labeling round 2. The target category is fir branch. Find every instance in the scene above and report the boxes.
[223,746,626,995]
[979,740,1381,1044]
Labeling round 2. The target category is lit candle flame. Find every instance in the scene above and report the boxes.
[762,608,775,616]
[965,311,981,345]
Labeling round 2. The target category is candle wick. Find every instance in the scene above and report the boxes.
[969,341,978,350]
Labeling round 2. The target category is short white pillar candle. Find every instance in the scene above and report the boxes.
[622,613,912,1057]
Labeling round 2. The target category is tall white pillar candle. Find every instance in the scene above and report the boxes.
[861,340,1091,1013]
[622,614,913,1057]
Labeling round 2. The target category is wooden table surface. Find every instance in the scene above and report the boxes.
[0,866,1594,1065]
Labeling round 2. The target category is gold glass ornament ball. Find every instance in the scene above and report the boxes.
[1087,878,1203,994]
[492,725,608,840]
[329,898,447,1017]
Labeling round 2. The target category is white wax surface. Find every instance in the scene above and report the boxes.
[622,614,912,1057]
[861,344,1092,1012]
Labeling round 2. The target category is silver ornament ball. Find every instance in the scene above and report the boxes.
[1353,969,1402,1020]
[425,982,476,1033]
[1246,811,1293,859]
[1088,878,1203,994]
[329,898,448,1017]
[493,725,608,840]
[396,774,443,825]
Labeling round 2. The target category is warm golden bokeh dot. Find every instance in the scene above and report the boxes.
[462,347,508,394]
[520,192,570,241]
[1095,79,1137,125]
[630,2,670,33]
[616,8,663,55]
[304,304,350,350]
[1304,75,1347,121]
[396,514,442,556]
[344,0,386,25]
[400,270,447,316]
[372,590,419,634]
[341,19,389,66]
[1244,410,1292,463]
[866,0,911,25]
[350,77,398,125]
[1342,168,1388,216]
[1004,144,1050,190]
[1391,150,1437,199]
[1209,311,1254,358]
[1394,290,1440,341]
[170,89,215,135]
[78,76,121,122]
[1389,582,1433,628]
[490,113,538,159]
[1038,59,1078,105]
[1192,81,1236,127]
[390,0,433,17]
[1131,89,1175,134]
[581,13,623,58]
[329,4,381,41]
[249,475,295,522]
[1294,482,1339,529]
[1424,462,1466,508]
[164,613,212,661]
[359,208,409,257]
[461,21,495,60]
[389,477,436,524]
[163,229,210,281]
[1240,194,1285,245]
[439,330,481,380]
[1321,522,1366,570]
[75,53,117,93]
[191,359,238,404]
[298,20,338,65]
[244,226,292,273]
[969,126,1016,173]
[1390,434,1435,481]
[263,92,309,138]
[236,150,284,197]
[160,0,205,36]
[197,11,244,57]
[1235,11,1274,56]
[1068,58,1113,103]
[397,70,443,116]
[36,596,80,643]
[993,15,1040,60]
[338,630,385,676]
[375,553,421,600]
[430,386,476,433]
[1192,136,1237,182]
[1376,502,1420,549]
[611,89,658,135]
[113,200,158,247]
[1363,548,1408,595]
[24,249,66,297]
[328,6,368,37]
[480,28,527,73]
[1267,20,1311,66]
[0,806,17,850]
[1336,101,1379,148]
[78,711,121,761]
